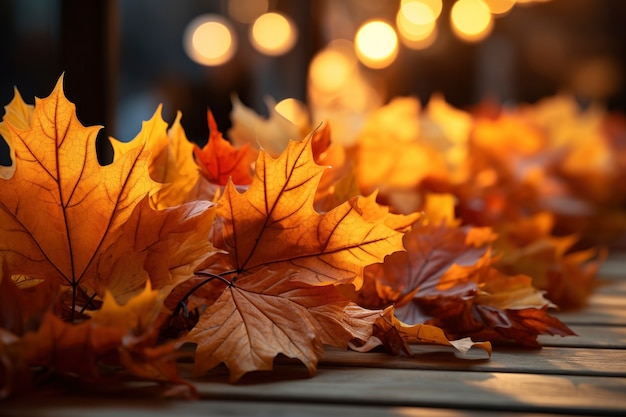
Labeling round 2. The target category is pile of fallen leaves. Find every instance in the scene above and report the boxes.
[0,76,619,399]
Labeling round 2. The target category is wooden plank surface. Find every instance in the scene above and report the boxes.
[191,369,626,416]
[2,397,575,417]
[318,346,626,377]
[2,254,626,416]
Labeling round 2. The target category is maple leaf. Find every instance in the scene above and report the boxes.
[214,137,407,288]
[188,269,379,381]
[87,281,195,396]
[358,195,574,347]
[0,76,156,292]
[0,76,217,312]
[0,88,33,179]
[355,97,449,213]
[193,110,255,186]
[0,260,59,335]
[183,137,408,380]
[116,106,200,209]
[493,212,604,309]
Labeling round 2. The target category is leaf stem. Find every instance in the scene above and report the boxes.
[71,284,77,322]
[172,270,237,317]
[79,291,99,315]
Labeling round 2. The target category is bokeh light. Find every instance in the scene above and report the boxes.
[400,0,442,23]
[228,0,268,23]
[250,12,298,56]
[354,20,399,69]
[450,0,494,42]
[183,15,236,66]
[483,0,516,15]
[309,39,357,93]
[397,8,438,50]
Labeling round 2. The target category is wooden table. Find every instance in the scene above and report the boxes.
[4,256,626,417]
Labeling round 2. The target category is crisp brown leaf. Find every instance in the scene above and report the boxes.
[187,268,378,381]
[350,306,492,357]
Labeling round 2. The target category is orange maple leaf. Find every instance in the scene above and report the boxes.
[117,106,200,209]
[0,76,217,311]
[193,110,255,186]
[0,87,33,180]
[213,137,407,288]
[183,137,409,380]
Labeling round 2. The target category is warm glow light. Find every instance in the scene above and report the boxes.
[183,15,236,66]
[400,1,436,25]
[400,0,442,23]
[397,9,437,49]
[355,20,398,69]
[483,0,516,15]
[228,0,268,23]
[250,12,297,56]
[450,0,494,42]
[309,40,357,92]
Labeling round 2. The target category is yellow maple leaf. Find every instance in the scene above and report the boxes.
[0,87,33,179]
[0,76,216,308]
[88,280,162,335]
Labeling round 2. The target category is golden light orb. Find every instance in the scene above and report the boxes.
[183,15,236,66]
[354,20,399,69]
[450,0,494,42]
[250,12,298,56]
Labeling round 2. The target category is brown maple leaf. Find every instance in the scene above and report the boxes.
[359,200,574,347]
[350,306,492,357]
[188,268,379,381]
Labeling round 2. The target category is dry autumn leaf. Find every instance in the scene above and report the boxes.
[0,76,217,311]
[357,195,575,347]
[0,77,216,396]
[188,268,379,381]
[213,137,407,287]
[183,137,410,380]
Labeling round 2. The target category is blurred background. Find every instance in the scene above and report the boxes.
[1,0,625,162]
